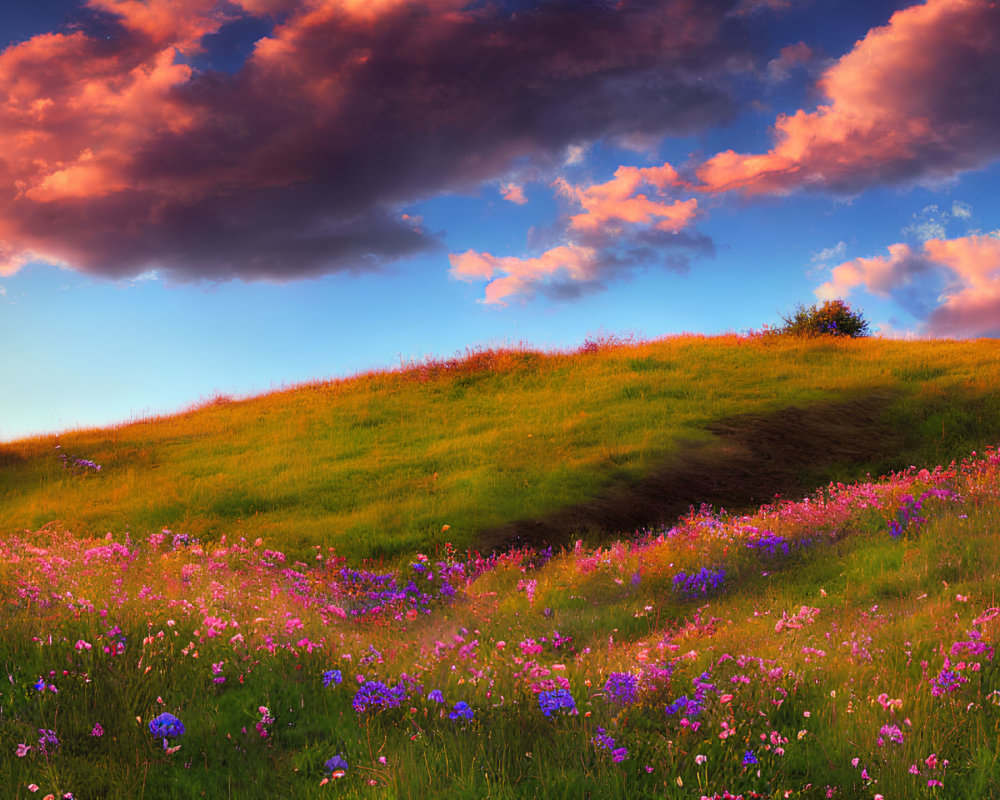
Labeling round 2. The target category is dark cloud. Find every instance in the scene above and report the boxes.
[0,0,754,282]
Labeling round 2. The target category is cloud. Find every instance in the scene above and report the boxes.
[500,183,528,205]
[951,200,973,219]
[810,240,846,263]
[766,41,813,82]
[564,144,587,166]
[729,0,798,17]
[0,0,753,283]
[902,205,949,243]
[902,201,976,243]
[449,244,601,306]
[553,165,692,233]
[451,164,709,304]
[817,233,1000,338]
[694,0,1000,196]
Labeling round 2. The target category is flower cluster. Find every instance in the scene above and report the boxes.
[352,680,407,713]
[672,566,726,600]
[603,672,639,706]
[149,712,185,751]
[665,671,716,722]
[325,754,348,777]
[745,532,794,560]
[256,706,275,738]
[56,446,102,472]
[323,669,343,687]
[592,728,628,762]
[877,723,904,746]
[37,729,59,753]
[888,488,958,538]
[538,689,577,717]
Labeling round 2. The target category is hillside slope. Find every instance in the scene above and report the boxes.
[2,335,999,560]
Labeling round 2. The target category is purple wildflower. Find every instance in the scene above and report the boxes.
[604,672,639,706]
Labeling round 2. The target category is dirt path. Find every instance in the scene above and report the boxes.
[474,393,900,554]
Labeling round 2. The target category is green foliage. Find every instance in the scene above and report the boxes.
[779,299,871,337]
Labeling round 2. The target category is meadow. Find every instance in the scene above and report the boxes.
[2,334,1000,562]
[2,334,1000,798]
[3,444,999,798]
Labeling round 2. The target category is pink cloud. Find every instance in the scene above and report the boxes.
[0,0,748,283]
[818,234,1000,338]
[696,0,1000,195]
[449,245,600,306]
[86,0,230,52]
[451,161,708,304]
[500,183,527,205]
[554,165,694,233]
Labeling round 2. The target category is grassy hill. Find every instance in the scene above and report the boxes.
[3,334,1000,561]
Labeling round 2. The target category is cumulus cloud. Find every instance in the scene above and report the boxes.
[553,165,692,233]
[817,233,1000,338]
[451,164,709,304]
[694,0,1000,195]
[0,0,754,283]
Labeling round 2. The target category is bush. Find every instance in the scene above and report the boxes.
[779,299,870,337]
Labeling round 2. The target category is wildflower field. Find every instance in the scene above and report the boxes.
[4,442,1000,798]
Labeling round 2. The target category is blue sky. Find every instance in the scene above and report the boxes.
[2,0,999,440]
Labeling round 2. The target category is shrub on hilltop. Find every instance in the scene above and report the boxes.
[779,299,871,337]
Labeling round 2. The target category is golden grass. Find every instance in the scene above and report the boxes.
[2,334,999,561]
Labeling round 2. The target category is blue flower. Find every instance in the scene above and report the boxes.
[538,689,577,717]
[665,695,701,717]
[742,749,758,766]
[323,669,343,687]
[672,566,726,599]
[427,689,444,703]
[352,680,405,713]
[747,532,792,559]
[149,712,185,740]
[604,672,639,706]
[449,701,474,721]
[325,754,349,774]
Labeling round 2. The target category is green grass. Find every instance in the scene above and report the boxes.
[3,448,1000,798]
[3,335,1000,562]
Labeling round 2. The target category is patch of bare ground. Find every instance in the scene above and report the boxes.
[474,393,900,554]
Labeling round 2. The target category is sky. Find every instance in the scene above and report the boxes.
[1,0,999,441]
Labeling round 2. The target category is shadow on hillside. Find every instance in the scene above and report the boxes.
[474,392,901,554]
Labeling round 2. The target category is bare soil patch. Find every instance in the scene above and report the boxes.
[474,393,900,554]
